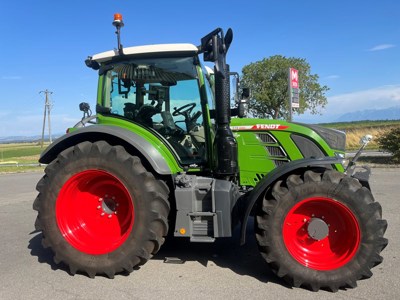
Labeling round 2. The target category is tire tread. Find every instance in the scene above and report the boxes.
[255,168,388,292]
[33,141,170,278]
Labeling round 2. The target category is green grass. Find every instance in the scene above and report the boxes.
[0,143,49,173]
[0,165,44,173]
[320,120,400,131]
[0,145,42,160]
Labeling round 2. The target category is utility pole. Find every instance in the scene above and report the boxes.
[39,89,53,148]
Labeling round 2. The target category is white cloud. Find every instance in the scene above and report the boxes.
[1,76,22,80]
[325,75,340,80]
[328,85,400,113]
[368,44,396,51]
[0,111,11,117]
[296,84,400,123]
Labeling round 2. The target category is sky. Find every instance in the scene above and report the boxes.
[0,0,399,137]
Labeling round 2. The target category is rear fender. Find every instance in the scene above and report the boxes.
[39,126,175,175]
[240,157,343,245]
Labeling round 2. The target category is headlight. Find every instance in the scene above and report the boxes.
[335,152,346,166]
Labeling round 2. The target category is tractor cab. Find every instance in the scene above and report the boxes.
[83,15,239,175]
[88,48,213,166]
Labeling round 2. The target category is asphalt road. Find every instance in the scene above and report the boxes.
[0,169,398,300]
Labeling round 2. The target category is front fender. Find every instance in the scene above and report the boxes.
[240,157,343,245]
[40,125,179,175]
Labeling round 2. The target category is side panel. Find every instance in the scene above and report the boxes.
[174,176,240,241]
[231,119,344,186]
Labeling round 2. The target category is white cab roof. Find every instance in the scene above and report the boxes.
[92,43,199,63]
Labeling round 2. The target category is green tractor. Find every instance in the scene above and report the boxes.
[33,14,387,291]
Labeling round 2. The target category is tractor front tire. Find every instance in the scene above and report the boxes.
[33,141,170,278]
[255,169,387,292]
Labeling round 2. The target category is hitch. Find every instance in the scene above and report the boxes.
[345,134,373,176]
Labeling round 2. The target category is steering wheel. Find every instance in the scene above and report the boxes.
[172,103,196,117]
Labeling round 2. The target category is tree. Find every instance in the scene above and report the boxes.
[377,128,400,162]
[241,55,329,120]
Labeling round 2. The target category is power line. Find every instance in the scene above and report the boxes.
[39,89,53,148]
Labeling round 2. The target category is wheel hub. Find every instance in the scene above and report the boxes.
[283,197,361,270]
[307,217,329,240]
[99,194,119,216]
[56,170,134,255]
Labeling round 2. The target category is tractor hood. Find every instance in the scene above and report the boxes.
[230,118,346,152]
[298,123,346,152]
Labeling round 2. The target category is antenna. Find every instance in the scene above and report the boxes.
[112,13,124,55]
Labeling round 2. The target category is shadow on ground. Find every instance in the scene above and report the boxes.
[28,232,69,273]
[154,217,289,288]
[27,218,288,288]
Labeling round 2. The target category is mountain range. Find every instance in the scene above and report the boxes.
[0,135,61,144]
[335,106,400,122]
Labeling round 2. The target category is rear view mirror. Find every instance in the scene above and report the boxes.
[241,88,250,99]
[237,87,250,118]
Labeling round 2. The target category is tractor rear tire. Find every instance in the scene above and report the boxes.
[33,141,170,278]
[255,169,388,292]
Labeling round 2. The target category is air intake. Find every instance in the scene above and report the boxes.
[257,133,277,144]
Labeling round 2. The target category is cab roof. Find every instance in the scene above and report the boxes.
[92,43,199,64]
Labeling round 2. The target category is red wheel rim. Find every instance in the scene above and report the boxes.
[56,170,134,255]
[283,197,360,270]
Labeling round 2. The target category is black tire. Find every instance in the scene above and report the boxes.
[33,141,170,278]
[255,169,388,292]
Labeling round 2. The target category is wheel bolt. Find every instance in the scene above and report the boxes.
[108,215,112,219]
[98,198,103,202]
[114,211,118,215]
[101,212,105,217]
[97,205,101,210]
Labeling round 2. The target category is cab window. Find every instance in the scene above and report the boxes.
[102,57,206,165]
